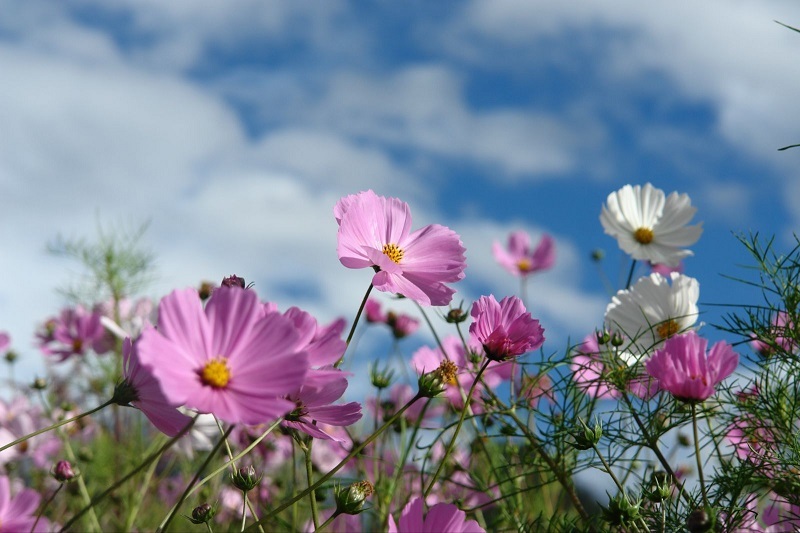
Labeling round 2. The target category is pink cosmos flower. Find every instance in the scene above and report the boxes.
[388,497,485,533]
[118,337,192,437]
[411,336,488,412]
[281,369,362,441]
[0,333,9,353]
[492,230,555,277]
[335,190,467,306]
[469,295,545,362]
[645,331,738,402]
[0,475,47,532]
[570,333,657,400]
[365,298,387,323]
[749,311,797,356]
[40,305,113,361]
[0,396,61,468]
[649,261,684,278]
[281,307,347,367]
[136,286,309,425]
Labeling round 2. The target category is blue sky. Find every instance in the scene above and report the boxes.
[2,1,800,384]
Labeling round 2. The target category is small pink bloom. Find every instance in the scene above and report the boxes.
[281,307,346,367]
[493,231,555,277]
[0,475,47,532]
[749,311,797,356]
[645,331,738,402]
[137,287,309,425]
[335,190,467,306]
[570,333,657,399]
[649,261,684,277]
[0,332,9,353]
[41,305,112,361]
[388,497,484,533]
[120,337,192,437]
[281,369,362,440]
[387,311,420,339]
[411,336,487,412]
[365,298,387,323]
[469,295,545,362]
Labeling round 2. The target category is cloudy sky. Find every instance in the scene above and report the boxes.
[2,1,800,383]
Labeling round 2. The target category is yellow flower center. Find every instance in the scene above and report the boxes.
[517,258,532,272]
[634,227,654,244]
[436,360,459,385]
[200,358,231,389]
[382,243,404,264]
[656,319,680,340]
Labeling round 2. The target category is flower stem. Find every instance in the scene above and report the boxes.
[245,393,423,531]
[692,402,709,509]
[0,399,114,455]
[625,259,638,289]
[158,424,235,532]
[304,440,320,529]
[338,283,374,366]
[60,417,195,532]
[33,483,62,533]
[424,360,490,498]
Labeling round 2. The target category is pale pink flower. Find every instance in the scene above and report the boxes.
[469,295,545,362]
[365,298,387,323]
[137,287,309,425]
[492,230,555,277]
[281,307,346,367]
[649,261,684,277]
[335,190,466,306]
[645,331,738,402]
[0,475,47,532]
[118,337,192,437]
[411,336,487,412]
[0,333,9,353]
[40,305,112,361]
[388,497,484,533]
[570,333,657,400]
[749,311,797,356]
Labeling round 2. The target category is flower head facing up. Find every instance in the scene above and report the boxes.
[493,230,555,277]
[600,183,703,267]
[388,497,485,533]
[604,272,699,363]
[136,286,309,425]
[645,331,738,402]
[469,295,544,362]
[335,190,467,306]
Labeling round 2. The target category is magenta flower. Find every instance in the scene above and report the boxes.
[118,337,192,437]
[493,230,555,277]
[0,475,46,532]
[137,286,309,425]
[388,497,485,533]
[645,331,738,402]
[335,190,467,306]
[281,307,346,367]
[365,298,387,323]
[469,295,545,362]
[281,369,362,441]
[411,336,487,412]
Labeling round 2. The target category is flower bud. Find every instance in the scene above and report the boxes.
[198,281,214,301]
[221,275,246,289]
[31,377,47,390]
[596,330,611,345]
[645,471,671,503]
[602,493,641,527]
[591,249,605,262]
[418,360,457,398]
[445,305,469,324]
[188,502,217,525]
[230,465,262,492]
[53,460,77,482]
[570,418,602,451]
[370,362,394,390]
[334,480,374,515]
[686,507,715,533]
[611,333,624,347]
[4,350,17,364]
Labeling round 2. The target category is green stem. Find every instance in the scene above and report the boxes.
[692,402,709,509]
[245,393,423,532]
[60,417,195,532]
[0,399,113,455]
[316,510,340,532]
[338,283,374,367]
[33,483,62,533]
[124,437,164,531]
[304,440,320,530]
[158,425,235,532]
[424,360,490,498]
[625,259,638,289]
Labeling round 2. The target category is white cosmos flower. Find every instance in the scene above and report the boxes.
[604,272,700,364]
[600,183,703,267]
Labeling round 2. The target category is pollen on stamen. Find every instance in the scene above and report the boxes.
[656,319,680,340]
[382,243,404,264]
[436,360,459,385]
[633,227,654,244]
[200,358,231,389]
[517,258,532,272]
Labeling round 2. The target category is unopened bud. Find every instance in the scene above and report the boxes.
[611,333,624,347]
[602,493,641,527]
[53,460,77,482]
[445,306,469,324]
[198,281,214,301]
[370,363,394,390]
[418,360,458,398]
[570,418,602,451]
[221,275,246,289]
[646,471,671,503]
[230,465,261,492]
[596,330,611,345]
[591,249,605,262]
[4,350,17,364]
[31,378,47,390]
[188,502,217,525]
[334,480,374,515]
[686,507,715,533]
